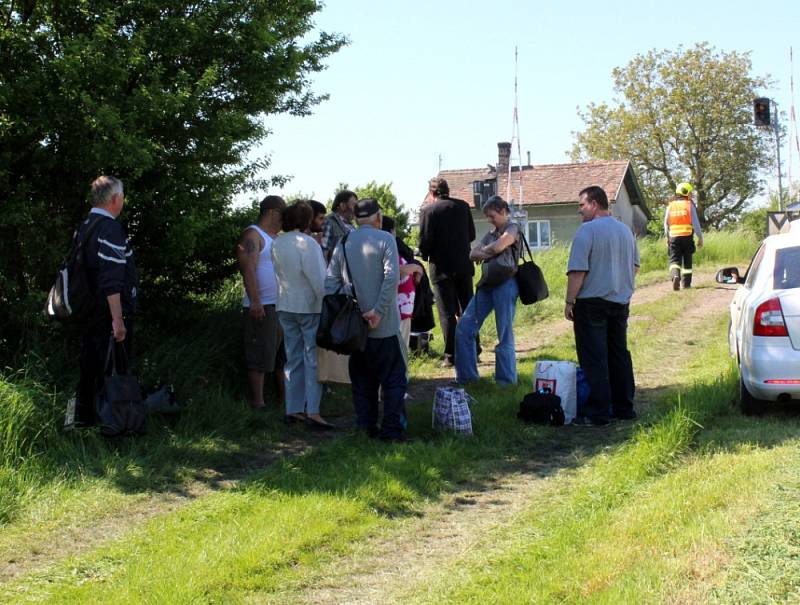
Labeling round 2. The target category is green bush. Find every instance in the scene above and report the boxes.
[0,1,345,352]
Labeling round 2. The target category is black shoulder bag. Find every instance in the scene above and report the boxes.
[316,233,369,355]
[516,232,549,305]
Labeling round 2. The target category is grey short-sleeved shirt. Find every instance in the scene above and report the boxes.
[567,216,639,304]
[482,221,521,262]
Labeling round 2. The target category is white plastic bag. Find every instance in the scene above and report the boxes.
[533,360,577,424]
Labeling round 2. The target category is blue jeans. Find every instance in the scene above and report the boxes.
[455,277,518,385]
[278,312,322,415]
[349,336,408,438]
[572,298,635,422]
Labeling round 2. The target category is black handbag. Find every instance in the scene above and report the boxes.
[316,233,369,355]
[517,391,564,426]
[516,232,549,305]
[95,336,147,437]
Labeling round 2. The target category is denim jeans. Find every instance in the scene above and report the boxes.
[278,311,322,415]
[455,277,518,385]
[349,336,408,438]
[572,298,635,421]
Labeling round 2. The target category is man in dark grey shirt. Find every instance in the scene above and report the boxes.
[326,198,409,442]
[565,185,639,426]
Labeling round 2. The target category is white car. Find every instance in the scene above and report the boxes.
[717,219,800,414]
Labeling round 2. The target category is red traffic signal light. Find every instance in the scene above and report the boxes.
[754,98,771,126]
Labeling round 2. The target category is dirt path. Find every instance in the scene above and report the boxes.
[409,268,721,396]
[0,271,731,588]
[291,275,737,605]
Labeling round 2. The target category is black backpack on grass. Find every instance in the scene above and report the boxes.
[518,391,565,426]
[46,215,104,323]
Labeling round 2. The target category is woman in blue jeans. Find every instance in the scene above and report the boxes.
[271,202,332,428]
[455,196,520,385]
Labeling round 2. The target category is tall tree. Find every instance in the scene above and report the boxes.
[354,181,410,239]
[572,43,773,228]
[0,1,344,339]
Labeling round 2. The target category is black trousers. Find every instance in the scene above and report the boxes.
[433,273,479,362]
[668,235,695,287]
[572,298,635,421]
[75,316,134,425]
[349,336,407,438]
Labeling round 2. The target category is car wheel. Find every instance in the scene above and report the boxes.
[739,377,765,416]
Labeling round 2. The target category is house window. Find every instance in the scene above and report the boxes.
[527,220,551,249]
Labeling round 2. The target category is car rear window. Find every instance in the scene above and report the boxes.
[774,246,800,289]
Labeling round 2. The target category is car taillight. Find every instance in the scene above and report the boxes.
[753,297,789,337]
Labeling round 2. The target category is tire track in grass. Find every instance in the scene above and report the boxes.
[409,270,722,401]
[0,274,732,594]
[286,277,736,604]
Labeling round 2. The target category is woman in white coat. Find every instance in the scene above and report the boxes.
[271,202,332,429]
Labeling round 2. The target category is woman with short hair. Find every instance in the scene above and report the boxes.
[271,201,332,428]
[454,195,520,385]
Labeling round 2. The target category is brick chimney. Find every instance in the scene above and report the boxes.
[497,142,511,175]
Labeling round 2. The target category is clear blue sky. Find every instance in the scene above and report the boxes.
[253,0,800,212]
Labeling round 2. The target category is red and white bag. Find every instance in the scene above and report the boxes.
[533,360,577,424]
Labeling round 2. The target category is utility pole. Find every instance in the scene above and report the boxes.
[755,97,784,210]
[774,101,784,210]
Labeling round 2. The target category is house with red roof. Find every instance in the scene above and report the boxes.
[421,142,651,248]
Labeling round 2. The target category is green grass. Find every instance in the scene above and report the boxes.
[0,266,742,603]
[402,317,800,604]
[636,228,759,275]
[0,229,774,603]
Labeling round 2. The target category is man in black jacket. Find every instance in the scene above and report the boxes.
[74,176,138,426]
[418,177,478,367]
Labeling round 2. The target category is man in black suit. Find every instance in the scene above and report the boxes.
[418,177,478,367]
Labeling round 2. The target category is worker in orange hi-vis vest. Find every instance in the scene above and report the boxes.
[664,182,704,290]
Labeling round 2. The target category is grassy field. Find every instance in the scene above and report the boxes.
[5,228,799,604]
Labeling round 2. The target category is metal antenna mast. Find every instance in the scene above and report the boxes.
[789,47,800,203]
[507,47,524,213]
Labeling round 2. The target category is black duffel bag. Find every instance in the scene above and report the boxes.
[95,336,147,437]
[516,232,549,305]
[316,233,368,355]
[518,390,564,426]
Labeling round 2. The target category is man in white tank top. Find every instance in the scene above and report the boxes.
[237,195,286,408]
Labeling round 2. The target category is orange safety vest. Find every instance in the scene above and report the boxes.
[667,199,693,237]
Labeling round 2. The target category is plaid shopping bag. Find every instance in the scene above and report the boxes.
[432,386,476,435]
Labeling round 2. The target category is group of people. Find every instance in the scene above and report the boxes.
[71,172,654,437]
[237,190,421,440]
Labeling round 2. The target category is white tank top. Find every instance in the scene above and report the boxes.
[242,224,278,307]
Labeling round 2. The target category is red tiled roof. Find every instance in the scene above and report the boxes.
[422,160,632,209]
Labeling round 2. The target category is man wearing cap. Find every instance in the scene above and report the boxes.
[664,182,703,290]
[325,198,408,442]
[418,177,477,368]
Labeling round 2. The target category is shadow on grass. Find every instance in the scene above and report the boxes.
[237,374,666,518]
[40,365,686,516]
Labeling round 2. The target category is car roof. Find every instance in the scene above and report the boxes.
[763,219,800,251]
